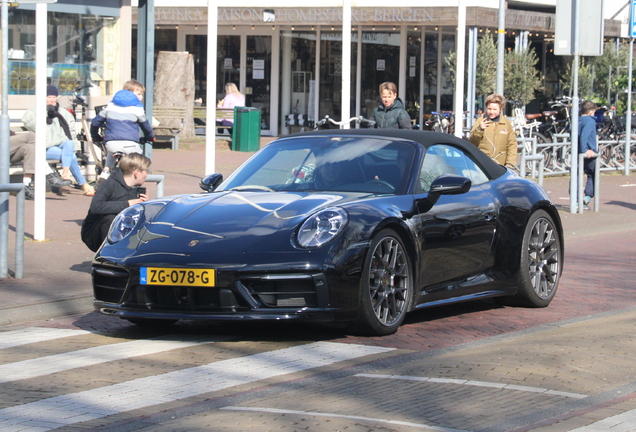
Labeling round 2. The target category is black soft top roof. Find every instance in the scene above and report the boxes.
[286,129,508,180]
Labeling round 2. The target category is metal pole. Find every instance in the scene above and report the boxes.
[607,65,611,104]
[594,155,600,212]
[355,28,362,125]
[0,0,10,277]
[419,27,424,130]
[495,0,505,95]
[467,27,477,130]
[625,37,633,176]
[34,2,47,241]
[137,0,155,160]
[341,0,351,129]
[454,0,466,138]
[205,2,217,174]
[570,0,580,214]
[146,174,165,198]
[0,183,25,278]
[14,186,24,278]
[578,153,585,213]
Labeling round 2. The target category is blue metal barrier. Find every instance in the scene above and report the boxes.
[0,183,25,278]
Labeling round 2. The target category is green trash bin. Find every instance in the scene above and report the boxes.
[231,107,261,152]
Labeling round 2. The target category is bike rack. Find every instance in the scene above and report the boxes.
[517,136,540,179]
[578,153,600,213]
[520,155,545,187]
[0,184,25,279]
[146,175,165,198]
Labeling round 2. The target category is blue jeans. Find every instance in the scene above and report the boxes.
[582,157,595,198]
[46,140,86,186]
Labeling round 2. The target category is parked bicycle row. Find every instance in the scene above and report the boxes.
[517,137,636,176]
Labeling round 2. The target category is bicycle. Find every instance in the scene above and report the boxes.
[507,100,550,170]
[424,111,453,134]
[69,83,105,180]
[314,115,376,130]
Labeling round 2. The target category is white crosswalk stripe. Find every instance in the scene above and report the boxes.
[0,335,229,384]
[570,409,636,432]
[0,331,393,432]
[0,327,90,349]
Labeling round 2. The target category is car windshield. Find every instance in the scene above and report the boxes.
[218,136,417,194]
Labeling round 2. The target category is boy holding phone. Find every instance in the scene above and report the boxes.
[81,153,152,252]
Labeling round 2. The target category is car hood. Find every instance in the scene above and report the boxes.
[130,191,355,254]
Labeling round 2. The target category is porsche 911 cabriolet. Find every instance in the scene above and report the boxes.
[92,129,563,335]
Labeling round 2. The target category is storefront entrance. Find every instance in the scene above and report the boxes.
[186,28,278,136]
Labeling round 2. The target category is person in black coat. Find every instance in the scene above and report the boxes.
[81,153,151,252]
[369,82,412,129]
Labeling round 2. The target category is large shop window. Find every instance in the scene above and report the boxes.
[8,10,118,96]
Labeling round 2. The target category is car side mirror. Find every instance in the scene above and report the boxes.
[429,174,471,195]
[409,174,472,216]
[199,173,224,192]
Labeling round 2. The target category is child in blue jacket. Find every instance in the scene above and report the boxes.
[91,80,155,177]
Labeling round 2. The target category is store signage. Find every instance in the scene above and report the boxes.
[156,8,203,22]
[151,7,446,25]
[225,8,434,24]
[631,0,636,38]
[505,10,554,31]
[149,7,556,32]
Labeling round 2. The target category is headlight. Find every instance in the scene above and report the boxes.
[107,205,144,244]
[296,207,348,248]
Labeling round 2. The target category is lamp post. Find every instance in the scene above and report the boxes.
[495,0,505,94]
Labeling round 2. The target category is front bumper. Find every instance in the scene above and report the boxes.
[92,262,359,322]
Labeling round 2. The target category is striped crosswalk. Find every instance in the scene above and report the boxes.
[0,327,90,349]
[0,326,393,432]
[4,326,636,432]
[0,335,230,384]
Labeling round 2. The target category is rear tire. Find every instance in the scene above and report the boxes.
[508,210,562,307]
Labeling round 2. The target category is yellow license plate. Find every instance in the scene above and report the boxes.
[140,267,215,287]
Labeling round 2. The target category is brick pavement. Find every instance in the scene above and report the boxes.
[7,308,634,432]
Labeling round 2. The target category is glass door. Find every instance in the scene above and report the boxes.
[245,35,272,131]
[214,35,241,104]
[359,30,401,120]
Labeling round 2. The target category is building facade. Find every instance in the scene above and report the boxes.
[143,3,624,136]
[5,1,626,136]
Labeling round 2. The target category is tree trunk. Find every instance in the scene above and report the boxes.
[154,51,195,138]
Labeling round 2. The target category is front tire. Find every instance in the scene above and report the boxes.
[513,210,562,307]
[354,229,412,336]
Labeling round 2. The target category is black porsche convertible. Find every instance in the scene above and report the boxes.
[92,129,563,335]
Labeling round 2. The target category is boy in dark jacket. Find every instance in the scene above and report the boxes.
[370,82,412,129]
[90,80,155,177]
[81,153,151,252]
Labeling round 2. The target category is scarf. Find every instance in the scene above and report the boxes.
[46,103,73,141]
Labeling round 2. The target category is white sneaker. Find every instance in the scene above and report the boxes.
[99,171,110,180]
[95,171,110,189]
